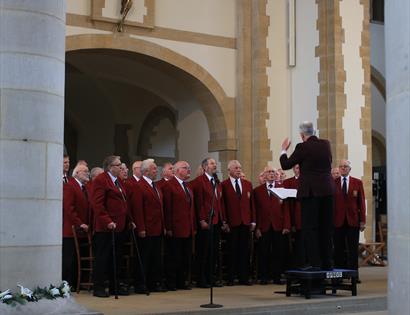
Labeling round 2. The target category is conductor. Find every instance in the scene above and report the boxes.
[279,121,335,271]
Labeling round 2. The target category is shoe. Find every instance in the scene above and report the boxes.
[197,282,210,288]
[213,281,223,288]
[356,278,362,284]
[93,288,109,298]
[239,280,253,286]
[259,280,268,285]
[177,284,192,290]
[273,279,284,285]
[150,284,167,292]
[134,285,148,294]
[226,280,234,286]
[166,284,177,291]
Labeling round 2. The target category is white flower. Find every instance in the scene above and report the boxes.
[50,287,60,296]
[17,284,33,298]
[61,281,71,297]
[0,290,13,300]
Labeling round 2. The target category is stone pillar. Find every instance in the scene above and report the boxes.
[0,0,66,289]
[385,1,410,314]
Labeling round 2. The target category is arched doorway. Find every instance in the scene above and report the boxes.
[65,35,236,178]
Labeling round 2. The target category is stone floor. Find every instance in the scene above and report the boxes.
[74,266,387,315]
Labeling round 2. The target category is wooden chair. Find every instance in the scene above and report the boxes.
[358,242,386,266]
[72,226,94,293]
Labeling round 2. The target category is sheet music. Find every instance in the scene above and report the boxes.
[268,187,297,200]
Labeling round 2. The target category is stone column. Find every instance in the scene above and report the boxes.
[385,1,410,314]
[0,0,66,289]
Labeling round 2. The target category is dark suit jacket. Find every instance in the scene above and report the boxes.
[92,172,128,232]
[162,176,196,238]
[283,176,302,230]
[280,136,334,197]
[63,179,90,237]
[129,177,164,236]
[191,174,225,225]
[253,183,290,232]
[221,178,255,227]
[334,176,366,228]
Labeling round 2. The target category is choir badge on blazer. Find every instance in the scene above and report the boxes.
[353,190,358,197]
[247,191,251,199]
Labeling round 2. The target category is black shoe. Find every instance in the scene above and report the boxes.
[226,280,234,286]
[239,280,253,286]
[177,284,192,290]
[166,284,177,291]
[273,279,284,285]
[356,278,362,284]
[134,285,148,294]
[213,281,223,287]
[259,280,268,285]
[93,288,109,298]
[197,282,210,288]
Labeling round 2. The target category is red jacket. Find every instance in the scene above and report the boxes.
[129,177,164,236]
[162,176,196,238]
[155,178,169,190]
[283,176,301,230]
[334,176,366,228]
[191,174,225,225]
[221,178,255,227]
[92,172,128,232]
[253,182,290,232]
[63,179,90,237]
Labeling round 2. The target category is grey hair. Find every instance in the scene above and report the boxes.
[90,167,103,180]
[227,160,241,170]
[141,158,155,174]
[299,121,315,136]
[72,164,87,178]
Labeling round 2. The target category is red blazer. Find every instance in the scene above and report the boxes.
[334,176,366,228]
[283,176,301,230]
[129,177,164,236]
[280,136,335,197]
[162,176,196,238]
[221,178,255,227]
[253,183,290,232]
[191,174,225,225]
[92,172,128,232]
[155,178,169,190]
[63,179,90,237]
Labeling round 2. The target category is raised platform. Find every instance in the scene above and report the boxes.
[74,266,387,315]
[285,268,358,299]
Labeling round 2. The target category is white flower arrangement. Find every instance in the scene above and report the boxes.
[0,282,71,307]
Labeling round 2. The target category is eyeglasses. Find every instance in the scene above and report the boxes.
[111,163,121,167]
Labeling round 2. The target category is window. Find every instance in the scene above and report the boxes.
[370,0,384,24]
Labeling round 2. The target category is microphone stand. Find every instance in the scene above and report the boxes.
[200,175,223,308]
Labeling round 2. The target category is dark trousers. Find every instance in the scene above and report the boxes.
[93,231,127,289]
[290,230,305,268]
[334,222,360,270]
[258,228,288,281]
[227,225,250,282]
[139,235,163,288]
[165,236,192,288]
[62,237,76,286]
[196,225,220,285]
[300,195,334,269]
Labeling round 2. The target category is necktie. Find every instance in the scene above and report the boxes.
[115,179,126,201]
[235,179,241,198]
[268,184,273,198]
[182,182,191,205]
[152,181,160,198]
[63,175,68,184]
[342,177,347,196]
[81,185,88,200]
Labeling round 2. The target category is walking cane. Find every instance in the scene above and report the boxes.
[130,228,150,296]
[111,229,119,299]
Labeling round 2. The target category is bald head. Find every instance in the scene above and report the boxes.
[132,160,142,178]
[174,161,191,181]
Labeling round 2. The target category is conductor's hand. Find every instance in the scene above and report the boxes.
[282,228,290,235]
[80,224,89,232]
[107,222,116,230]
[138,230,146,238]
[200,220,209,230]
[281,138,291,151]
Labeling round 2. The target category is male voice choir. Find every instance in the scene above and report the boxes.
[62,127,366,297]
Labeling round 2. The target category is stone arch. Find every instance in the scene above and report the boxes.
[65,34,236,154]
[137,106,178,162]
[371,65,386,101]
